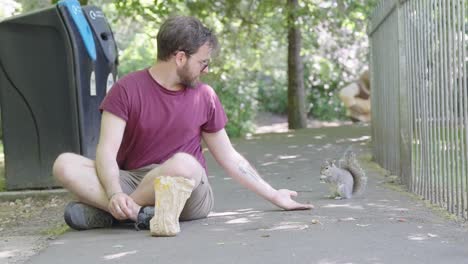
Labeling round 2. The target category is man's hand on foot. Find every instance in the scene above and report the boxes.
[108,192,137,220]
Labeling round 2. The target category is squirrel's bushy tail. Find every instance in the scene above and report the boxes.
[340,150,367,195]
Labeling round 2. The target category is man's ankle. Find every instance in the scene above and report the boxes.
[130,205,142,221]
[134,206,154,230]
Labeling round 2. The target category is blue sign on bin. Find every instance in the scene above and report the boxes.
[58,0,96,61]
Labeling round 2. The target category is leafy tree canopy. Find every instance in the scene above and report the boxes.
[2,0,378,136]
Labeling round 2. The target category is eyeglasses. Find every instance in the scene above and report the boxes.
[199,59,209,72]
[174,50,210,72]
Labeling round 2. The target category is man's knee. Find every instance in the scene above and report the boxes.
[52,152,77,183]
[160,152,203,181]
[179,210,209,222]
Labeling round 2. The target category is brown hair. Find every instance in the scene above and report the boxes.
[156,16,219,61]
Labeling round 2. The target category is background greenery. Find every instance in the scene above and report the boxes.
[1,0,378,137]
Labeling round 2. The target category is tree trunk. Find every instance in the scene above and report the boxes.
[287,0,307,129]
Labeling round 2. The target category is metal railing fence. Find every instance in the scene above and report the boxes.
[369,0,467,219]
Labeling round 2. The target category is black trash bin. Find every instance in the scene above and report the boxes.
[0,0,118,190]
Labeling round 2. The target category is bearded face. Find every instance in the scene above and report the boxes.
[177,60,200,88]
[175,43,212,88]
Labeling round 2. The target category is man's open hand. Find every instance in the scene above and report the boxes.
[270,189,314,210]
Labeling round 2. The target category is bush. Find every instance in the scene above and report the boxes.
[304,56,348,121]
[257,74,288,115]
[203,71,257,137]
[117,33,156,77]
[308,87,347,120]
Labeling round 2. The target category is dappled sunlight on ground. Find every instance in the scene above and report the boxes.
[102,250,138,260]
[321,203,365,210]
[225,217,250,224]
[260,161,278,166]
[207,208,316,233]
[0,236,48,264]
[336,135,371,143]
[0,249,18,259]
[407,233,438,241]
[259,222,309,231]
[3,113,468,263]
[208,209,263,218]
[253,112,355,134]
[366,203,410,212]
[50,241,65,245]
[278,155,299,160]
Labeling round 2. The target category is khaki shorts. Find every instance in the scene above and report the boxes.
[119,164,214,221]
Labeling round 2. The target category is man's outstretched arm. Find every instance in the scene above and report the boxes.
[202,129,313,210]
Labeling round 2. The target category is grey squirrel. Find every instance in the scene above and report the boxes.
[319,150,367,199]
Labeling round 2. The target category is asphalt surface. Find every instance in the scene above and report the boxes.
[19,125,468,263]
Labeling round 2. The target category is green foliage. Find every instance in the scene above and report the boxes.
[202,69,258,137]
[0,141,4,191]
[0,173,4,192]
[299,0,378,121]
[111,0,286,136]
[257,74,288,114]
[308,84,347,121]
[117,32,156,77]
[107,0,379,130]
[50,0,88,4]
[304,56,346,120]
[41,223,70,237]
[6,0,379,136]
[0,0,23,19]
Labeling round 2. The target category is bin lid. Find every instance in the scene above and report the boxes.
[82,6,117,63]
[57,0,96,61]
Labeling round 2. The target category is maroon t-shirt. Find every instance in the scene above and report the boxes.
[99,69,228,171]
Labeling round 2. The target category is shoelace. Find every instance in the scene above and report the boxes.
[134,221,149,231]
[134,207,154,231]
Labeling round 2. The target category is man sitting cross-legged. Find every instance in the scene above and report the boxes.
[53,16,313,235]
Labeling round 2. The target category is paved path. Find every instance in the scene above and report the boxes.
[26,125,468,264]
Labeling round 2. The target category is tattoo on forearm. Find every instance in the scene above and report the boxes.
[238,160,262,182]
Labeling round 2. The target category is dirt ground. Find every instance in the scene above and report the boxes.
[0,195,71,237]
[0,194,72,263]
